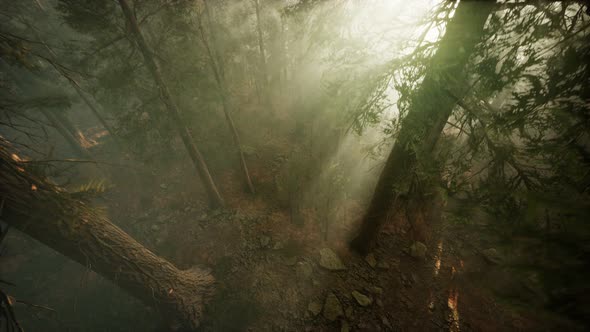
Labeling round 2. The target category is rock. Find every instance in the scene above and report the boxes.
[151,224,160,232]
[296,261,313,280]
[400,273,410,286]
[210,209,224,217]
[377,261,390,270]
[382,316,392,329]
[351,290,372,307]
[341,320,350,332]
[524,272,541,292]
[272,241,284,250]
[159,183,167,189]
[345,306,354,319]
[482,248,502,264]
[410,242,427,259]
[155,237,164,245]
[523,272,548,303]
[323,293,344,321]
[368,286,383,295]
[259,235,271,248]
[319,248,346,271]
[365,253,377,268]
[283,256,297,266]
[307,301,322,317]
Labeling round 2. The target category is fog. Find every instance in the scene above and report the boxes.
[1,0,589,331]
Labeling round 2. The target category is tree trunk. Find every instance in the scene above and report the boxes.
[118,0,224,208]
[254,0,269,87]
[221,97,256,194]
[203,0,224,80]
[198,12,256,195]
[0,145,214,330]
[350,1,496,254]
[280,16,288,93]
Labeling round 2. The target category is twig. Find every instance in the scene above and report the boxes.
[0,279,15,286]
[0,290,24,332]
[20,159,136,169]
[15,299,56,313]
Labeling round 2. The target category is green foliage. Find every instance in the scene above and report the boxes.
[1,0,589,328]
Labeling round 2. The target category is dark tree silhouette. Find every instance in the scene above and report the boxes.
[350,0,497,254]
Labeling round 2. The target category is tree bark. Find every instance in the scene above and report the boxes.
[198,11,256,194]
[0,145,214,330]
[118,0,224,208]
[350,1,496,254]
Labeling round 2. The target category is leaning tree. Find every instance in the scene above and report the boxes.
[0,138,214,330]
[1,5,215,328]
[350,0,497,254]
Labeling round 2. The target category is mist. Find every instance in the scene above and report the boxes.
[1,0,589,331]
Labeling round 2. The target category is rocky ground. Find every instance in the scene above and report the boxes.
[114,168,540,332]
[0,109,581,331]
[0,157,570,332]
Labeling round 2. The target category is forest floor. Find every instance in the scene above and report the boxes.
[124,158,538,332]
[0,107,582,332]
[103,138,552,331]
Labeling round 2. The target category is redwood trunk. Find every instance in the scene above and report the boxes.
[0,146,214,330]
[118,0,224,207]
[350,1,496,254]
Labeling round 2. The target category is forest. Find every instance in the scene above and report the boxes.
[0,0,589,331]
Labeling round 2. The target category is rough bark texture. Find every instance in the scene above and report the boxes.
[350,1,496,254]
[0,144,214,330]
[118,0,224,208]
